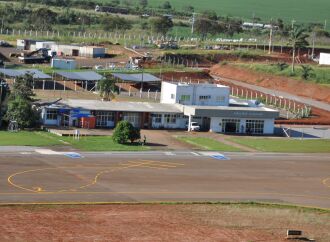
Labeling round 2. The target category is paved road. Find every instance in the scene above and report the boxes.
[0,150,329,209]
[212,75,330,112]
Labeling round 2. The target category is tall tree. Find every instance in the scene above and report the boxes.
[139,0,148,9]
[98,77,118,101]
[5,74,38,128]
[150,16,173,36]
[288,27,309,73]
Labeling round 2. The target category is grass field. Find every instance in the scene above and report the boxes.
[229,137,330,153]
[0,131,148,151]
[101,0,329,27]
[61,135,149,151]
[177,136,242,151]
[0,131,63,146]
[236,63,330,85]
[154,0,330,26]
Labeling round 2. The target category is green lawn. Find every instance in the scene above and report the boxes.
[0,131,148,151]
[177,136,242,151]
[229,137,330,153]
[62,136,149,151]
[0,131,63,146]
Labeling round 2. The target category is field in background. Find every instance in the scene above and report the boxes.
[101,0,329,27]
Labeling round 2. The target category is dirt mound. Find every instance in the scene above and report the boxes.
[210,64,330,104]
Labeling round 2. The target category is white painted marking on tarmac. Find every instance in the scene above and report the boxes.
[63,152,84,159]
[198,152,223,156]
[20,152,32,155]
[165,152,175,156]
[191,152,200,156]
[35,149,60,155]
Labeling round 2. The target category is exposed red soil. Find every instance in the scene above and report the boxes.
[160,70,213,83]
[0,204,328,242]
[210,64,330,104]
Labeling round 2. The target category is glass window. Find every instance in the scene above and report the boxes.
[95,111,114,127]
[216,96,225,102]
[123,112,141,127]
[170,94,175,99]
[46,109,57,120]
[246,120,264,134]
[222,119,240,133]
[180,95,190,101]
[199,95,211,100]
[151,113,162,123]
[164,114,177,124]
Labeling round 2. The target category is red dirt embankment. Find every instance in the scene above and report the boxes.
[210,64,330,104]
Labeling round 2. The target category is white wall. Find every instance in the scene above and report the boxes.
[151,113,187,129]
[263,119,275,134]
[319,53,330,65]
[160,82,178,104]
[161,81,230,106]
[51,59,77,70]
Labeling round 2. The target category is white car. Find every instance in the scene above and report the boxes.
[190,122,200,131]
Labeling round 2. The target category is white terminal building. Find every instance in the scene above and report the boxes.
[40,81,279,134]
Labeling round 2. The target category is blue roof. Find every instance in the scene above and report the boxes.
[0,68,51,79]
[112,73,160,82]
[56,71,104,81]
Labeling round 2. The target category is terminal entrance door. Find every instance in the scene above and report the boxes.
[222,119,240,133]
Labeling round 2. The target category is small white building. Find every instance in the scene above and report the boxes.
[51,58,77,70]
[319,53,330,65]
[161,82,230,106]
[52,44,106,58]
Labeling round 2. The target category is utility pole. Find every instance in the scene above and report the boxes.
[268,20,273,54]
[324,19,327,30]
[311,31,316,58]
[191,12,196,35]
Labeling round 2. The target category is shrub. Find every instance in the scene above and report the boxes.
[112,121,140,144]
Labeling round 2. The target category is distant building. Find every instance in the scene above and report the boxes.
[52,44,106,58]
[16,39,106,58]
[319,53,330,65]
[51,59,77,70]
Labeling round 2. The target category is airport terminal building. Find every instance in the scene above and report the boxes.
[40,81,279,134]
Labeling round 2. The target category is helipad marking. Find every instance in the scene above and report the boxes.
[64,152,83,159]
[211,154,230,160]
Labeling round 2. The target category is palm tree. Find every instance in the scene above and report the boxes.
[288,27,309,73]
[98,77,118,101]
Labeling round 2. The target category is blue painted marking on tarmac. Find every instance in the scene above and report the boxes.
[64,152,83,159]
[210,154,230,160]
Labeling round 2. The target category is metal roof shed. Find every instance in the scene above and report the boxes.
[0,68,51,79]
[112,73,160,83]
[55,71,104,81]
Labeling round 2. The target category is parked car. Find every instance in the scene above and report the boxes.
[189,122,200,131]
